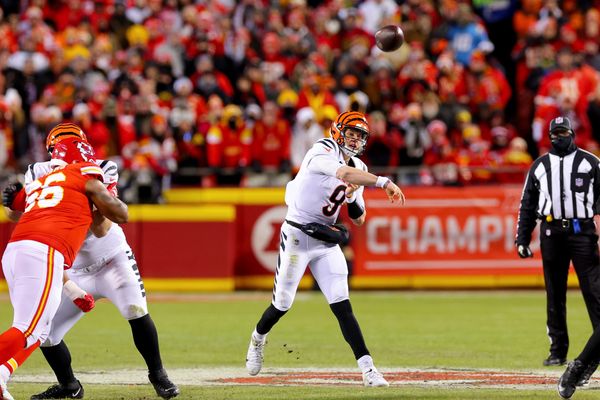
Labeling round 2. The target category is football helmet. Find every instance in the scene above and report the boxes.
[330,111,370,157]
[46,123,88,154]
[51,136,96,164]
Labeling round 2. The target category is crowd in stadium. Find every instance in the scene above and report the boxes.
[0,0,598,201]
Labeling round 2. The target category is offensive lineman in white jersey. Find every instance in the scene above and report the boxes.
[2,124,179,399]
[245,111,405,386]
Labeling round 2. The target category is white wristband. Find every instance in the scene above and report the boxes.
[375,176,390,188]
[63,280,86,301]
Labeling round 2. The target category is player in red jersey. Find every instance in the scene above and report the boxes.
[0,137,128,399]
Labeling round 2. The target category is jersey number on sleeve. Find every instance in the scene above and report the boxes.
[24,172,66,212]
[322,185,347,217]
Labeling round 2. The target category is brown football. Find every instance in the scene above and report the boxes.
[375,25,404,52]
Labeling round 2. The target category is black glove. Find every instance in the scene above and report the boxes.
[517,244,533,258]
[301,222,350,246]
[2,182,23,209]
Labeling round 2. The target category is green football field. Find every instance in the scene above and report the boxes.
[2,290,600,399]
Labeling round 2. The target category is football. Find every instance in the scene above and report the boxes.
[375,25,404,52]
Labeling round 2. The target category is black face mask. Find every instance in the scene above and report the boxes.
[228,118,238,130]
[551,134,575,155]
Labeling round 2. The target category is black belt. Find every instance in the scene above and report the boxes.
[546,218,593,229]
[285,220,305,230]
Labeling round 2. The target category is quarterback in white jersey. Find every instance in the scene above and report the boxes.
[1,123,179,399]
[246,111,404,387]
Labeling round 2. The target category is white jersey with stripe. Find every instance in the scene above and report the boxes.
[24,159,127,270]
[285,138,367,225]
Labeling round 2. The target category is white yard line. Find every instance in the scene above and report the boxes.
[11,366,585,391]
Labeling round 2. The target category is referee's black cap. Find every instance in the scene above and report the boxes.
[549,116,574,135]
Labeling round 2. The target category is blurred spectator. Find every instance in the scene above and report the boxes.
[296,73,337,115]
[358,0,399,34]
[533,46,598,150]
[206,104,251,185]
[72,102,111,160]
[121,113,177,203]
[248,101,291,187]
[397,42,437,103]
[363,110,401,167]
[588,84,600,145]
[423,119,459,185]
[498,136,533,183]
[401,103,431,165]
[464,51,511,116]
[317,104,338,138]
[291,107,324,172]
[446,3,494,66]
[458,124,495,184]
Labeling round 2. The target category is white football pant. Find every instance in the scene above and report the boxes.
[2,241,64,348]
[272,222,349,311]
[42,245,148,347]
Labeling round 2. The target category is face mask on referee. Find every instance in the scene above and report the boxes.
[550,129,576,156]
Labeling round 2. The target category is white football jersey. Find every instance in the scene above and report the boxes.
[25,159,127,270]
[285,138,367,225]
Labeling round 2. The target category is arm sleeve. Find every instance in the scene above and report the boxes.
[348,187,366,219]
[515,168,540,246]
[347,158,367,219]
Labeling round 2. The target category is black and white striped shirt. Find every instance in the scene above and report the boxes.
[516,148,600,245]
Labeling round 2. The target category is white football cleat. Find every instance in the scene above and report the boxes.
[0,379,14,400]
[246,336,266,376]
[362,367,389,387]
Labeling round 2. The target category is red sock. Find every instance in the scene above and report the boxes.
[0,328,25,365]
[2,340,40,375]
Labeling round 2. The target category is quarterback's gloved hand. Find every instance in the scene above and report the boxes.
[2,182,23,208]
[73,294,95,313]
[517,244,533,258]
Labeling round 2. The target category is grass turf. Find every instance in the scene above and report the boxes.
[1,290,596,399]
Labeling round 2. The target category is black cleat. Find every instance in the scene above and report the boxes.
[558,360,586,399]
[149,369,179,399]
[30,380,84,399]
[544,355,567,366]
[576,360,599,387]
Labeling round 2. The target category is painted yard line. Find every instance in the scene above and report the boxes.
[11,367,578,390]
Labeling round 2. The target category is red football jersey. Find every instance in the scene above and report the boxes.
[9,162,104,267]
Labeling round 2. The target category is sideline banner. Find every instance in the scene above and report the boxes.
[0,205,237,291]
[353,186,541,279]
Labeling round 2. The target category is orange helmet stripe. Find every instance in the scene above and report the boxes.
[46,123,88,152]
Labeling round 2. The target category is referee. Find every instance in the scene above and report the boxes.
[516,116,600,371]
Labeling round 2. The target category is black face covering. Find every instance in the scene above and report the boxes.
[550,134,576,156]
[228,118,238,130]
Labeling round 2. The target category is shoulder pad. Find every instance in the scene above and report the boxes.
[97,159,119,184]
[25,162,53,184]
[314,138,338,154]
